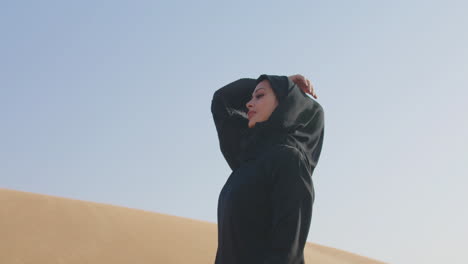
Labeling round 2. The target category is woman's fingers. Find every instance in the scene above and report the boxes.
[305,79,318,99]
[290,74,318,99]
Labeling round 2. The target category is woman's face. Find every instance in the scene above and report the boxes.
[245,80,279,128]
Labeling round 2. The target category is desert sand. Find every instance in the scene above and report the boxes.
[0,188,385,263]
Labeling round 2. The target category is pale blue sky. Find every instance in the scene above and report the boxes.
[1,1,467,263]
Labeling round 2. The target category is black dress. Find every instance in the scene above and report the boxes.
[211,74,325,264]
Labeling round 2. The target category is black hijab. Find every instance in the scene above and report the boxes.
[239,74,325,174]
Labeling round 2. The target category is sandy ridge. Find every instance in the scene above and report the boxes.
[0,188,386,264]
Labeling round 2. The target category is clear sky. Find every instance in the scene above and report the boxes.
[1,1,467,263]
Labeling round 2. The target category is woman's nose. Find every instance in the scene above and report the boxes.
[246,99,253,109]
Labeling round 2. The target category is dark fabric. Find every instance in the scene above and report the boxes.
[211,75,325,264]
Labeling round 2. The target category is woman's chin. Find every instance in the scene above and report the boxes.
[248,121,255,128]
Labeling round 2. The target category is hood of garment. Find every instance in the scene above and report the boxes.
[239,74,325,174]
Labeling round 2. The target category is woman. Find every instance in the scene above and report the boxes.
[211,74,324,264]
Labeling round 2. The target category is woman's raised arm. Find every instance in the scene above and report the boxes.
[211,78,256,171]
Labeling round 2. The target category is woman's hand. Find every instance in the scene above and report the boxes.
[288,74,318,99]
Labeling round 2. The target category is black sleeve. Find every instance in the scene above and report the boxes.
[211,78,257,171]
[264,147,314,264]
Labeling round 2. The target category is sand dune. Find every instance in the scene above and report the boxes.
[0,188,385,263]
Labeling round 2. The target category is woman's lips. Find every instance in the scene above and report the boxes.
[248,111,256,119]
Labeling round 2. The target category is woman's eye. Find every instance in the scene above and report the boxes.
[256,94,264,99]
